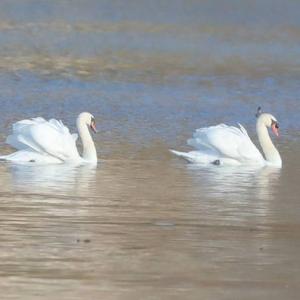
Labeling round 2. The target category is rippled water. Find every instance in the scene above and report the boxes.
[0,1,300,299]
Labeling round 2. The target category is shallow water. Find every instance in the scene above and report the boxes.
[0,1,300,299]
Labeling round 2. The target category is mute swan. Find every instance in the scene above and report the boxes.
[0,112,97,164]
[171,108,282,168]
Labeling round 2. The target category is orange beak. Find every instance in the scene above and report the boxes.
[271,123,279,137]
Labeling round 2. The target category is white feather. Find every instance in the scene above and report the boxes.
[172,123,266,166]
[0,112,97,164]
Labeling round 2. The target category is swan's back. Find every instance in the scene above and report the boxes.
[5,117,80,162]
[187,124,264,164]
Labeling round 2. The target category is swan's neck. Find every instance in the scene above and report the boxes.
[77,120,97,163]
[256,121,281,167]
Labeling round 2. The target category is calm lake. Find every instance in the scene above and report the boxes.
[0,1,299,299]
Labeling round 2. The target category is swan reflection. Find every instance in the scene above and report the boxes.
[187,164,281,200]
[8,163,97,194]
[185,164,281,223]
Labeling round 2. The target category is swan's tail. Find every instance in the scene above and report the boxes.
[169,149,190,159]
[0,152,25,162]
[170,149,204,163]
[170,149,222,165]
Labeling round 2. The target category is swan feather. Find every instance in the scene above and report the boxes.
[3,117,80,162]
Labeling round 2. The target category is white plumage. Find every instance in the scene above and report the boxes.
[0,112,97,164]
[171,112,281,168]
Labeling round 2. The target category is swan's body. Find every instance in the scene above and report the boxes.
[171,113,282,168]
[0,112,97,164]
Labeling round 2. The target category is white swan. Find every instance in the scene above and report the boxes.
[0,112,97,164]
[171,108,282,168]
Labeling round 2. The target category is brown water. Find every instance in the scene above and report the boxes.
[0,155,300,299]
[0,1,300,299]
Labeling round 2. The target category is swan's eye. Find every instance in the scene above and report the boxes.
[271,119,279,129]
[90,117,97,133]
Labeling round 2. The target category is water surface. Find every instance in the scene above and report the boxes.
[0,1,300,299]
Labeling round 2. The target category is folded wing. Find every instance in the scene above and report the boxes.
[6,117,80,161]
[187,124,264,163]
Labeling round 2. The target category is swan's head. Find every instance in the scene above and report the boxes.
[257,113,279,137]
[77,112,97,133]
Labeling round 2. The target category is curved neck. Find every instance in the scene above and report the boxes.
[256,120,281,167]
[77,120,97,163]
